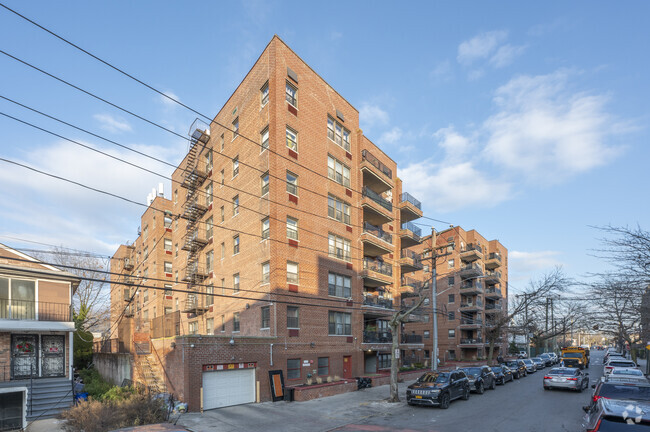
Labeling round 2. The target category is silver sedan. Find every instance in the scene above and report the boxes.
[543,367,589,392]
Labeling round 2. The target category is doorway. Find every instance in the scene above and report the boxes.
[343,356,352,379]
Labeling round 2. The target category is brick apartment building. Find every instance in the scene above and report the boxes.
[401,226,508,363]
[101,36,506,411]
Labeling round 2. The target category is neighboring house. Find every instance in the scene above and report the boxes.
[0,243,79,429]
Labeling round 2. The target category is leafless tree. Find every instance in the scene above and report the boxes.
[592,224,650,284]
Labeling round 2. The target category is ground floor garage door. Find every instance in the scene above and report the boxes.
[202,368,255,410]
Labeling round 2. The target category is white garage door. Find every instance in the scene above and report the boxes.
[202,368,256,410]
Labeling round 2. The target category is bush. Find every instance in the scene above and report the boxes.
[79,368,113,400]
[60,391,168,432]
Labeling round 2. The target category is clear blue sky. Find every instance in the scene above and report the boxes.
[0,1,648,289]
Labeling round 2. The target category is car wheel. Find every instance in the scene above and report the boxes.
[490,379,496,390]
[477,382,485,394]
[543,386,549,390]
[461,387,470,401]
[440,393,450,409]
[514,372,519,379]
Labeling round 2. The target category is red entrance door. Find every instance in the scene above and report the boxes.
[343,356,352,379]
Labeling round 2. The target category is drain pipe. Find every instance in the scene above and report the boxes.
[270,343,274,366]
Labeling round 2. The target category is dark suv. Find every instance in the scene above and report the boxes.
[407,371,470,409]
[460,366,497,394]
[583,398,650,430]
[503,360,527,379]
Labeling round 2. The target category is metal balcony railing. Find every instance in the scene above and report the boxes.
[485,270,502,280]
[461,263,483,273]
[363,222,393,244]
[401,249,422,262]
[362,149,393,179]
[0,298,72,321]
[401,334,423,344]
[460,300,483,309]
[485,303,503,310]
[401,276,425,290]
[363,330,393,343]
[462,244,483,254]
[363,258,392,277]
[400,221,422,237]
[363,295,393,309]
[487,252,502,262]
[460,318,483,326]
[400,192,422,210]
[362,187,392,212]
[460,338,484,345]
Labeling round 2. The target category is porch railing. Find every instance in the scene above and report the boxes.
[0,298,72,321]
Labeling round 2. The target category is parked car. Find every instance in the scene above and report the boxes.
[543,367,590,392]
[609,368,647,380]
[491,366,514,385]
[588,379,650,412]
[503,360,527,378]
[604,359,639,376]
[545,353,559,365]
[583,398,650,431]
[521,359,536,373]
[406,371,470,409]
[532,357,546,370]
[539,353,553,367]
[604,351,624,363]
[460,366,497,394]
[517,351,528,359]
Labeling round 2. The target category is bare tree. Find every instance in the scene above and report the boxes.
[593,225,650,284]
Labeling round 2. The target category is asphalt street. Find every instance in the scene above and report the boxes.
[178,351,607,432]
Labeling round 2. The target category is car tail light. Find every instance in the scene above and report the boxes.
[543,376,552,380]
[567,378,578,381]
[593,395,608,403]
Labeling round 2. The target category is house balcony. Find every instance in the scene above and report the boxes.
[181,228,208,252]
[401,276,425,292]
[460,244,484,262]
[460,263,483,279]
[485,287,503,299]
[459,318,483,329]
[399,221,422,248]
[361,187,393,226]
[361,222,393,257]
[182,291,210,315]
[362,330,393,344]
[361,258,393,288]
[401,334,423,344]
[484,271,502,285]
[460,281,483,295]
[460,338,484,347]
[460,301,483,312]
[0,299,73,326]
[484,252,502,269]
[400,249,423,273]
[398,192,423,223]
[360,149,393,194]
[362,293,394,311]
[485,303,503,314]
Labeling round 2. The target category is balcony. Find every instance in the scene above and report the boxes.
[399,221,422,248]
[123,257,134,271]
[182,262,208,283]
[182,292,209,315]
[182,199,208,221]
[181,228,208,252]
[401,276,426,292]
[485,287,503,299]
[361,187,393,226]
[0,299,72,322]
[398,192,423,223]
[400,249,423,273]
[460,280,483,295]
[460,300,483,312]
[361,149,393,194]
[363,294,394,311]
[362,330,393,344]
[484,270,501,285]
[460,338,484,347]
[484,252,502,269]
[361,258,393,287]
[460,263,483,279]
[181,167,208,190]
[485,303,503,314]
[460,244,484,262]
[459,318,483,328]
[401,334,423,344]
[361,222,393,257]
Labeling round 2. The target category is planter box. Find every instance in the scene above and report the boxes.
[290,380,357,402]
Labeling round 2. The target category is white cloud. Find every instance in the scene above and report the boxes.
[489,44,527,68]
[430,60,452,81]
[378,127,403,145]
[483,69,623,183]
[159,91,181,107]
[93,114,132,133]
[359,103,389,129]
[510,250,563,272]
[434,126,473,160]
[457,30,508,65]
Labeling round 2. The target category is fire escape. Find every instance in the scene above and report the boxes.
[181,119,210,315]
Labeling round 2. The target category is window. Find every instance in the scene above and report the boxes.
[286,171,298,195]
[286,127,297,152]
[175,243,178,257]
[261,306,270,329]
[164,238,172,252]
[143,309,149,320]
[328,311,351,335]
[221,278,225,294]
[425,350,430,359]
[206,216,213,239]
[232,117,239,140]
[327,195,351,224]
[261,81,269,107]
[328,272,351,298]
[221,315,225,332]
[378,354,391,369]
[206,251,213,273]
[233,273,240,293]
[220,133,225,151]
[328,233,351,262]
[232,156,239,177]
[262,261,270,284]
[286,217,298,240]
[327,155,351,187]
[327,116,350,151]
[448,311,455,320]
[448,329,455,338]
[143,225,148,241]
[287,306,299,328]
[164,215,172,228]
[448,259,455,268]
[233,235,240,255]
[285,82,297,107]
[206,318,214,335]
[448,294,455,303]
[143,247,149,260]
[164,284,172,297]
[424,331,430,339]
[261,217,270,240]
[220,206,225,222]
[173,190,178,205]
[164,261,172,273]
[220,169,225,186]
[233,312,240,332]
[143,289,149,303]
[205,149,213,172]
[448,350,456,360]
[261,126,269,152]
[164,306,172,315]
[189,321,198,335]
[233,196,239,216]
[287,358,300,379]
[318,357,329,376]
[205,182,213,206]
[261,172,269,196]
[287,261,298,284]
[448,276,455,286]
[221,242,225,259]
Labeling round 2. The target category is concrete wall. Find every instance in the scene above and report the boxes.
[93,353,132,386]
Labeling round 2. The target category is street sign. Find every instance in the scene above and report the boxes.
[395,349,400,359]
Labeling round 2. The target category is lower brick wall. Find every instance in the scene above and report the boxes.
[0,333,10,381]
[292,380,357,401]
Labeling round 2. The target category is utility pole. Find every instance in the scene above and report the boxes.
[545,297,549,352]
[550,298,555,353]
[522,293,531,359]
[431,227,438,371]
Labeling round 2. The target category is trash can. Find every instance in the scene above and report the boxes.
[283,387,294,402]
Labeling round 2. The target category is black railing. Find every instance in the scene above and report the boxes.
[401,334,423,344]
[401,276,425,290]
[363,295,393,309]
[462,244,483,254]
[362,187,392,212]
[401,249,422,262]
[400,192,422,210]
[363,258,392,277]
[460,338,484,345]
[485,303,502,310]
[363,222,393,244]
[363,330,393,343]
[460,318,483,326]
[0,298,72,321]
[486,270,502,279]
[487,252,502,262]
[362,149,393,179]
[460,281,483,291]
[400,221,422,237]
[485,287,502,296]
[460,300,483,309]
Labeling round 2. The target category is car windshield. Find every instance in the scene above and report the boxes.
[419,372,450,383]
[612,369,643,376]
[523,360,533,365]
[599,384,650,401]
[540,354,550,358]
[532,358,542,362]
[491,367,503,373]
[463,368,482,376]
[563,353,583,358]
[549,369,577,376]
[609,362,636,367]
[506,361,519,367]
